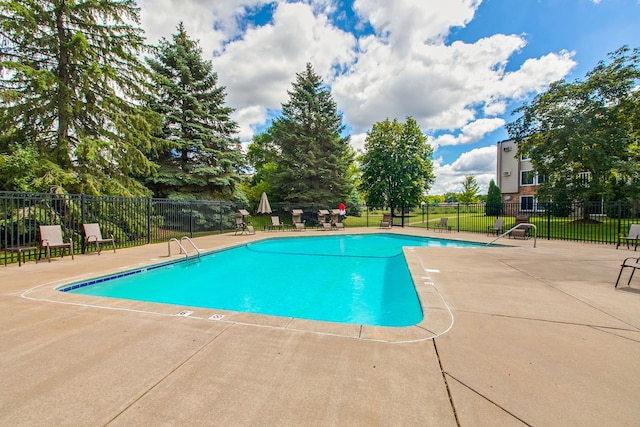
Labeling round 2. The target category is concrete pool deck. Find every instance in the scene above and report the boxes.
[1,228,639,425]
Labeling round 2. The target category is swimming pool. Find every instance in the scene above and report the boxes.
[61,234,482,327]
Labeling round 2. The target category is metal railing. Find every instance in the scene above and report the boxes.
[488,223,538,248]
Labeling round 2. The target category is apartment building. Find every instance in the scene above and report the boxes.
[495,138,545,213]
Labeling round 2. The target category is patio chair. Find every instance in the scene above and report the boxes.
[615,256,640,287]
[331,209,344,230]
[235,210,255,235]
[268,216,284,231]
[617,224,640,250]
[380,213,392,229]
[487,219,504,236]
[509,215,530,239]
[317,210,332,230]
[39,225,74,263]
[434,217,451,232]
[291,209,306,231]
[83,223,116,254]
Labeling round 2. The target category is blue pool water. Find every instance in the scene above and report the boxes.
[63,234,481,327]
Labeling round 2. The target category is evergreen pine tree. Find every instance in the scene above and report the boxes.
[145,23,244,200]
[0,0,160,195]
[268,63,354,204]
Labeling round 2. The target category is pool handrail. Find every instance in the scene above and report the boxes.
[180,236,201,258]
[487,223,537,248]
[168,237,201,259]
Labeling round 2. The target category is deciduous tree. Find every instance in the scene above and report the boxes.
[507,46,640,212]
[358,117,434,212]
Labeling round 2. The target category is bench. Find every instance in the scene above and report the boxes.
[615,256,640,288]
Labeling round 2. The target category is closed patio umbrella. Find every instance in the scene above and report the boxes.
[257,192,272,214]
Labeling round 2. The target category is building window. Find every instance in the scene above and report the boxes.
[520,196,535,211]
[521,170,535,186]
[521,170,547,186]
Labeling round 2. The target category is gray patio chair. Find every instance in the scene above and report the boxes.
[617,224,640,250]
[488,219,504,236]
[434,217,451,232]
[83,223,116,254]
[380,213,392,229]
[39,225,74,262]
[291,209,306,231]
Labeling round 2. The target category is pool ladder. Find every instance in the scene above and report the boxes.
[168,237,201,259]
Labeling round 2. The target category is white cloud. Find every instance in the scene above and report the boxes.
[432,118,505,148]
[353,0,480,47]
[214,2,356,111]
[232,105,269,141]
[431,145,496,194]
[350,132,367,153]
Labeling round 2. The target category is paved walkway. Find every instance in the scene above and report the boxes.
[1,228,639,426]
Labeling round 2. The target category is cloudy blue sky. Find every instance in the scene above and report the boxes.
[138,0,640,194]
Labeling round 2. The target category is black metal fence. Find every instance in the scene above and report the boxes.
[393,200,640,245]
[0,191,240,256]
[196,199,640,246]
[2,191,639,265]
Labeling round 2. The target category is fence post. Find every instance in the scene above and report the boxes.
[426,204,429,230]
[81,194,86,253]
[617,200,622,240]
[190,200,194,238]
[457,203,460,232]
[365,205,368,228]
[147,198,151,244]
[547,202,551,240]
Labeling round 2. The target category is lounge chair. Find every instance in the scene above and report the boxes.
[617,224,640,250]
[380,213,392,229]
[268,216,284,231]
[509,215,530,239]
[616,256,640,287]
[39,225,74,262]
[83,223,116,254]
[487,219,504,236]
[317,210,332,230]
[235,210,255,235]
[291,209,306,231]
[330,209,344,230]
[434,217,451,232]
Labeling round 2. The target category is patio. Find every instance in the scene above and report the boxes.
[1,228,638,425]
